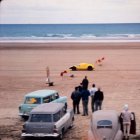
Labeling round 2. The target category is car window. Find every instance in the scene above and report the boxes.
[50,95,55,101]
[97,120,112,129]
[43,96,51,103]
[53,93,59,99]
[53,111,61,122]
[24,97,41,104]
[54,93,59,99]
[30,114,52,122]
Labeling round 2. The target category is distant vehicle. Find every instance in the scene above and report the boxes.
[88,110,123,140]
[21,103,74,140]
[69,63,94,71]
[19,89,67,119]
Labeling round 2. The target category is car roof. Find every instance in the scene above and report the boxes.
[79,63,93,65]
[25,89,58,98]
[92,110,119,122]
[31,103,64,114]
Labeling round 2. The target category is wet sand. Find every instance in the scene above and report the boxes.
[0,42,140,139]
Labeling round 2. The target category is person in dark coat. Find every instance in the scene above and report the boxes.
[71,86,81,114]
[81,89,90,116]
[77,84,82,107]
[81,76,89,90]
[94,87,104,111]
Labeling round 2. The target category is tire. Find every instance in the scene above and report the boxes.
[21,136,27,140]
[87,66,93,71]
[57,129,64,140]
[69,117,74,129]
[71,66,77,71]
[21,116,29,121]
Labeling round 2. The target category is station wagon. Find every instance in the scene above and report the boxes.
[19,89,67,119]
[21,103,74,139]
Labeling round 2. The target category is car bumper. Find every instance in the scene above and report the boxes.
[21,133,59,137]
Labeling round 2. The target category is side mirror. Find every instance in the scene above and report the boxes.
[63,108,67,113]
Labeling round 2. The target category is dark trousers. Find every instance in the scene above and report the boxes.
[91,96,94,112]
[73,101,80,114]
[82,99,89,115]
[95,100,102,111]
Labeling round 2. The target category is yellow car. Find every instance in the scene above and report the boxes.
[69,63,94,71]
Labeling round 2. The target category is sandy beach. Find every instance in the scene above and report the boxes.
[0,42,140,140]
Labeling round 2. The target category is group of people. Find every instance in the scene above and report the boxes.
[71,76,104,116]
[71,76,136,140]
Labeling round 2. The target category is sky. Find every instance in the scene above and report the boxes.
[0,0,140,24]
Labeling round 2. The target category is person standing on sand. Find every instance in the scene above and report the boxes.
[71,87,81,114]
[94,87,104,111]
[89,84,97,112]
[121,104,134,140]
[81,76,89,90]
[81,88,90,116]
[46,66,50,84]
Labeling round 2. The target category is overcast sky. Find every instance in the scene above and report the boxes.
[0,0,140,24]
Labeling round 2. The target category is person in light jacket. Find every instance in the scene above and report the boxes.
[121,104,134,140]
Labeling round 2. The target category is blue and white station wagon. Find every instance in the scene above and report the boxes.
[19,89,67,119]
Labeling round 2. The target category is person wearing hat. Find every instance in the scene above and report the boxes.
[121,104,134,140]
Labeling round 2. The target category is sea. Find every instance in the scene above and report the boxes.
[0,23,140,42]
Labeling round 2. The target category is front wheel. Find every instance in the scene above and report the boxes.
[69,117,74,129]
[21,116,29,121]
[57,129,64,140]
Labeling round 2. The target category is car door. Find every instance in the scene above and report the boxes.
[54,108,71,133]
[21,97,41,115]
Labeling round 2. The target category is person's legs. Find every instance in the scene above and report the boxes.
[91,96,94,112]
[94,100,98,111]
[75,103,78,114]
[82,100,86,115]
[99,101,102,110]
[123,124,127,139]
[73,102,76,114]
[85,100,88,115]
[126,124,131,139]
[77,103,80,114]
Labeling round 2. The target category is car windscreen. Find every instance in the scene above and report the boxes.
[97,120,112,129]
[24,97,41,104]
[30,114,52,122]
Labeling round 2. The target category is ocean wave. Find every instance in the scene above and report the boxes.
[80,34,97,39]
[45,33,73,38]
[0,33,140,41]
[106,34,140,38]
